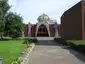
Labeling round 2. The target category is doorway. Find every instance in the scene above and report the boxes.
[37,24,49,37]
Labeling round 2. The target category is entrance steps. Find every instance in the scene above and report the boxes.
[36,37,55,40]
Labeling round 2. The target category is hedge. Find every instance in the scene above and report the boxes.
[54,38,85,53]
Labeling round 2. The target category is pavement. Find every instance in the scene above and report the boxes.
[27,40,85,64]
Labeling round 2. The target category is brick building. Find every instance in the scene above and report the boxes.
[60,0,85,40]
[24,14,59,37]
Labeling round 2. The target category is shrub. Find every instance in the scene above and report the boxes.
[68,42,78,49]
[24,38,37,44]
[54,38,85,53]
[54,38,67,45]
[77,45,85,53]
[11,61,18,64]
[30,38,37,43]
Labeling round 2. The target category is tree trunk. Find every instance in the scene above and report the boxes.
[1,32,3,39]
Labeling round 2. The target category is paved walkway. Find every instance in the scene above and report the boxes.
[28,40,85,64]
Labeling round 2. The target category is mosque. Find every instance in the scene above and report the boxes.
[24,14,60,37]
[24,0,85,40]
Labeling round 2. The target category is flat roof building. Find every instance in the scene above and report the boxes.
[61,0,85,40]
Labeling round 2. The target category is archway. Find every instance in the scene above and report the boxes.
[37,24,49,37]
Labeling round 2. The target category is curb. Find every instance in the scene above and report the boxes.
[11,43,35,64]
[21,43,35,64]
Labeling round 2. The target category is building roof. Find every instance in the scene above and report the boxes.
[37,14,50,22]
[37,13,57,24]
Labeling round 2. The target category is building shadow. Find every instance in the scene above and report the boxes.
[36,40,64,46]
[61,46,85,63]
[36,39,85,63]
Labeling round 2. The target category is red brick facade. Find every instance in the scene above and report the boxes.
[24,23,59,37]
[60,1,85,40]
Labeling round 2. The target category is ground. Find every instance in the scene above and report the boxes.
[0,40,26,64]
[28,39,85,64]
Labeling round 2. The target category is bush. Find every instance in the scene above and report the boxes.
[11,61,18,64]
[67,42,78,49]
[30,38,37,43]
[54,38,85,53]
[77,45,85,53]
[54,38,67,45]
[24,38,37,44]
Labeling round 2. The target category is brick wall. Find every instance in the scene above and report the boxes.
[61,2,82,40]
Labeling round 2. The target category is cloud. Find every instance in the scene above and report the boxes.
[8,0,80,24]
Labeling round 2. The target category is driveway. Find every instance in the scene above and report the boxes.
[28,40,85,64]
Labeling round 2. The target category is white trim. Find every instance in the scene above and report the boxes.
[35,21,50,37]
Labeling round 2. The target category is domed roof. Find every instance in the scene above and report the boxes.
[37,14,50,22]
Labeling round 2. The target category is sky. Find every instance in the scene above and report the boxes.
[8,0,81,24]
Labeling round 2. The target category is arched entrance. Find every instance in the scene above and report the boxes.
[37,24,49,37]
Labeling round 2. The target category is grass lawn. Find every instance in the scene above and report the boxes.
[67,40,85,45]
[0,40,26,64]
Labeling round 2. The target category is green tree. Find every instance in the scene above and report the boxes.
[0,0,10,39]
[5,12,23,39]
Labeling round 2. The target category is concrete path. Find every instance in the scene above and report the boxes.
[28,40,85,64]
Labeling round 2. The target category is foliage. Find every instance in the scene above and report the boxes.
[5,12,23,39]
[30,38,37,43]
[54,38,67,45]
[67,40,85,53]
[0,0,10,39]
[11,61,18,64]
[25,38,38,44]
[54,38,85,53]
[67,40,85,45]
[77,45,85,53]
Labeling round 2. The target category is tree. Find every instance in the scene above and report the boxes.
[0,0,10,39]
[5,12,23,39]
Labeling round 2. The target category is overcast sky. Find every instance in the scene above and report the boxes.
[8,0,81,24]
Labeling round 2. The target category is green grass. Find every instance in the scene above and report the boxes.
[0,40,26,64]
[67,40,85,45]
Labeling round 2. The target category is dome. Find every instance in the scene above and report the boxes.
[37,14,50,22]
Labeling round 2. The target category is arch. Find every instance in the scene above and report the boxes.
[35,21,50,37]
[37,24,49,37]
